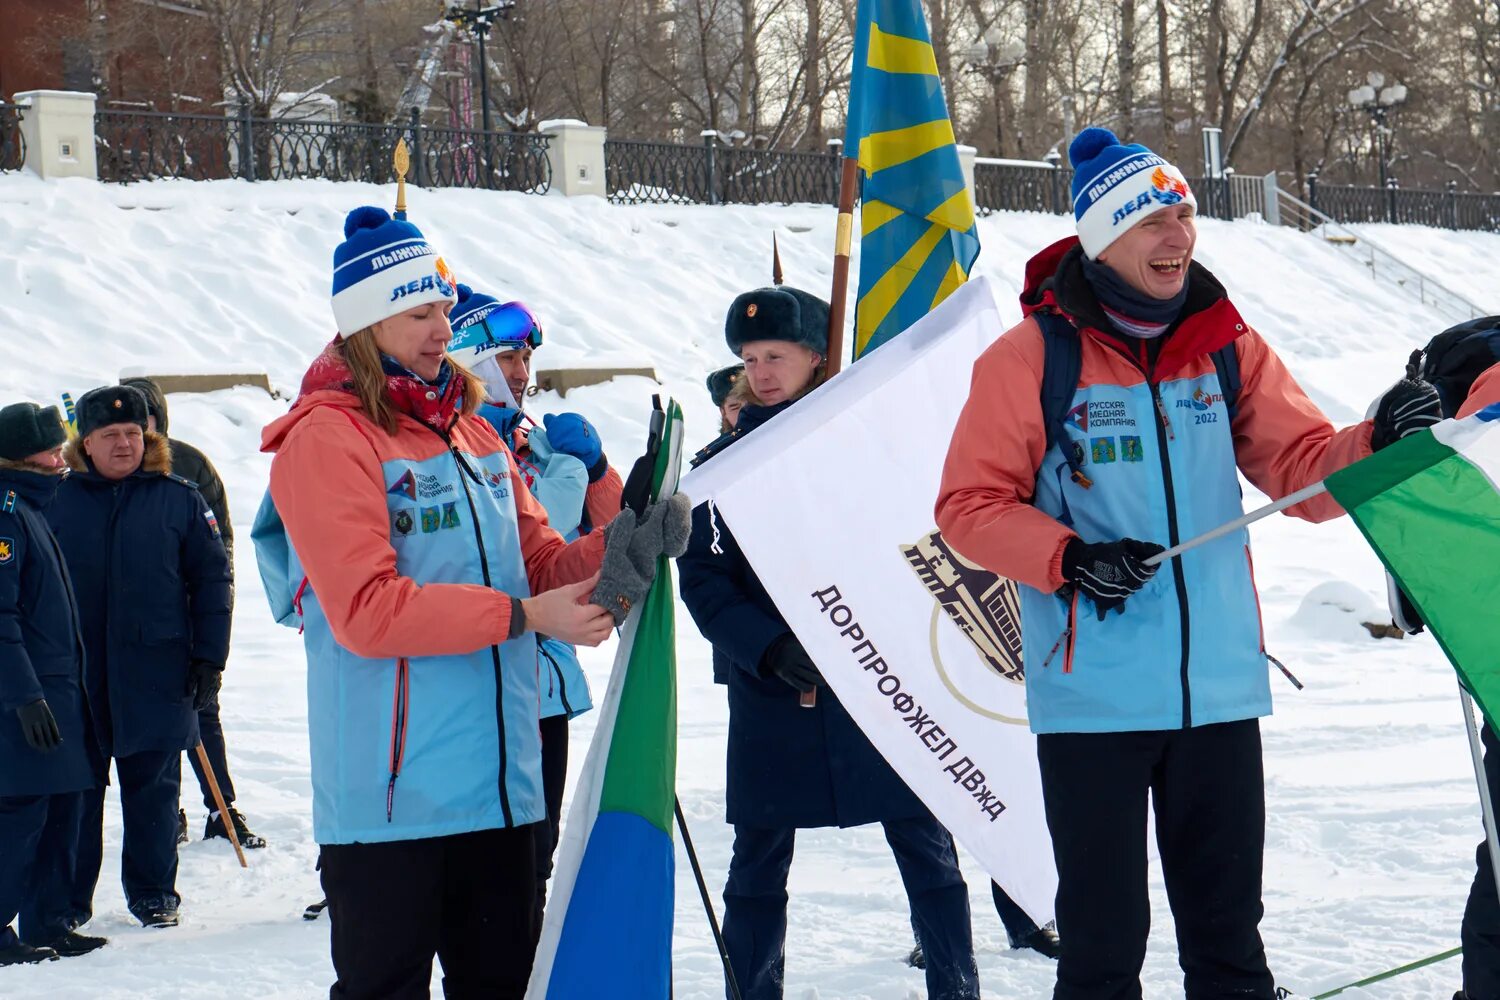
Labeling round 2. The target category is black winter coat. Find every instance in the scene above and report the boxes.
[121,378,234,562]
[47,434,232,758]
[0,465,101,796]
[678,402,926,829]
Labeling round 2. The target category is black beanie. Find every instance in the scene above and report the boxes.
[75,385,150,439]
[0,403,68,461]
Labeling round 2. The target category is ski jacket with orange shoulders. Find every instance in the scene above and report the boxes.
[258,345,604,845]
[1461,363,1500,415]
[936,237,1372,735]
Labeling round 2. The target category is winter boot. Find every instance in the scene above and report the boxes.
[44,930,108,958]
[1013,925,1061,959]
[906,942,926,970]
[130,898,180,929]
[176,808,189,845]
[0,942,59,966]
[205,808,267,849]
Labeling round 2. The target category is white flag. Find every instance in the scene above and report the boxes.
[681,276,1057,924]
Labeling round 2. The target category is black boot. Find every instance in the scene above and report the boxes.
[0,942,60,965]
[205,808,267,850]
[44,930,108,957]
[906,942,926,969]
[1013,925,1061,959]
[176,808,189,845]
[130,898,180,929]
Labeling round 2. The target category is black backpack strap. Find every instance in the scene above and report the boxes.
[1211,341,1243,422]
[1035,310,1091,490]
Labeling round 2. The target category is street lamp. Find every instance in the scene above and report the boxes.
[966,34,1025,154]
[445,0,516,185]
[1348,70,1408,191]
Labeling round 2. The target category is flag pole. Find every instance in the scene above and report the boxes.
[825,156,860,378]
[1143,481,1329,567]
[1459,686,1500,904]
[797,154,860,712]
[675,798,743,1000]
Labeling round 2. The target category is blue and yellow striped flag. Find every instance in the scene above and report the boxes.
[846,0,980,358]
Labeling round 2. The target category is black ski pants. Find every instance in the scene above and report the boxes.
[320,824,538,1000]
[1463,723,1500,999]
[0,792,85,947]
[532,712,569,933]
[1038,719,1275,1000]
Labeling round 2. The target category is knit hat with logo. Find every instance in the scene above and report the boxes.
[1069,127,1197,259]
[331,206,457,337]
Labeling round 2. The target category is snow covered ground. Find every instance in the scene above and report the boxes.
[3,172,1499,998]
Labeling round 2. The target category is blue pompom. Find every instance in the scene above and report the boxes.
[343,205,391,238]
[454,283,474,303]
[1069,127,1119,169]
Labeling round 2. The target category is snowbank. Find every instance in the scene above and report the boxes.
[0,173,1483,997]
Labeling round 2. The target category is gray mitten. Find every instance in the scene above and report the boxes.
[591,493,693,625]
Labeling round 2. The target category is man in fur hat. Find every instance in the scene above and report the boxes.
[46,385,231,929]
[0,402,106,963]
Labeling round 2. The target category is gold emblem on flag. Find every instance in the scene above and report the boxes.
[903,530,1024,685]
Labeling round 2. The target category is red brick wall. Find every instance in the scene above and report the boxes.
[0,0,222,109]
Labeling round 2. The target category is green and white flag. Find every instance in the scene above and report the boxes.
[1325,402,1500,723]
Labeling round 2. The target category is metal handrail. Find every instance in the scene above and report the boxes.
[1276,186,1491,321]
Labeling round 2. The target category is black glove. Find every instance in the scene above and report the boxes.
[1372,362,1443,451]
[16,699,62,753]
[761,633,822,694]
[1062,538,1167,621]
[186,661,223,713]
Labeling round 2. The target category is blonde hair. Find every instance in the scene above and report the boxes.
[338,327,484,436]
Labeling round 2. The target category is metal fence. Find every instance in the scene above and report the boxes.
[93,102,550,192]
[605,136,843,206]
[1308,176,1500,232]
[969,160,1265,222]
[1,102,27,172]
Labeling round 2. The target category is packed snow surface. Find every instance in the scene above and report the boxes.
[3,172,1499,998]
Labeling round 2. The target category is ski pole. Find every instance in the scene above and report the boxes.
[194,741,247,869]
[674,797,742,1000]
[1308,945,1461,997]
[1460,684,1500,905]
[1144,481,1329,567]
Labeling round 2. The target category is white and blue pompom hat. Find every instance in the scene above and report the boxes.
[330,206,458,337]
[1069,127,1197,260]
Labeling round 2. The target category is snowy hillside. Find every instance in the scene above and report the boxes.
[0,172,1488,998]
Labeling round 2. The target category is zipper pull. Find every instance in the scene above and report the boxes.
[1154,391,1176,440]
[1041,626,1072,669]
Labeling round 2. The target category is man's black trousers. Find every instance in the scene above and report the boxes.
[320,824,538,1000]
[1038,719,1275,1000]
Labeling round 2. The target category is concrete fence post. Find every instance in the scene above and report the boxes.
[14,90,98,180]
[539,119,607,198]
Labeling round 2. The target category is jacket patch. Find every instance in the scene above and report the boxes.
[392,507,415,536]
[1090,437,1118,464]
[1121,436,1144,462]
[0,537,13,564]
[204,510,221,538]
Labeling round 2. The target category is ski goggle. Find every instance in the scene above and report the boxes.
[459,300,543,352]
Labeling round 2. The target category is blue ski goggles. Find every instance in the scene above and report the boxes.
[460,300,544,351]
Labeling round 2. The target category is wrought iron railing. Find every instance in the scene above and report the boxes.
[718,146,841,205]
[1308,176,1500,233]
[1,102,26,172]
[973,160,1072,215]
[605,139,711,205]
[93,102,550,192]
[606,138,843,206]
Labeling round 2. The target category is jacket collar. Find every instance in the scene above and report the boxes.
[0,464,65,509]
[297,340,466,435]
[61,432,172,484]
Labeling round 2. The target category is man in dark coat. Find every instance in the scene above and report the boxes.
[0,402,107,965]
[119,377,264,851]
[678,286,978,1000]
[47,385,232,929]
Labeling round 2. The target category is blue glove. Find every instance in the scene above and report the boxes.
[543,412,607,480]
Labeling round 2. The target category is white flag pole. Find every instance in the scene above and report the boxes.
[1143,481,1330,566]
[1459,685,1500,905]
